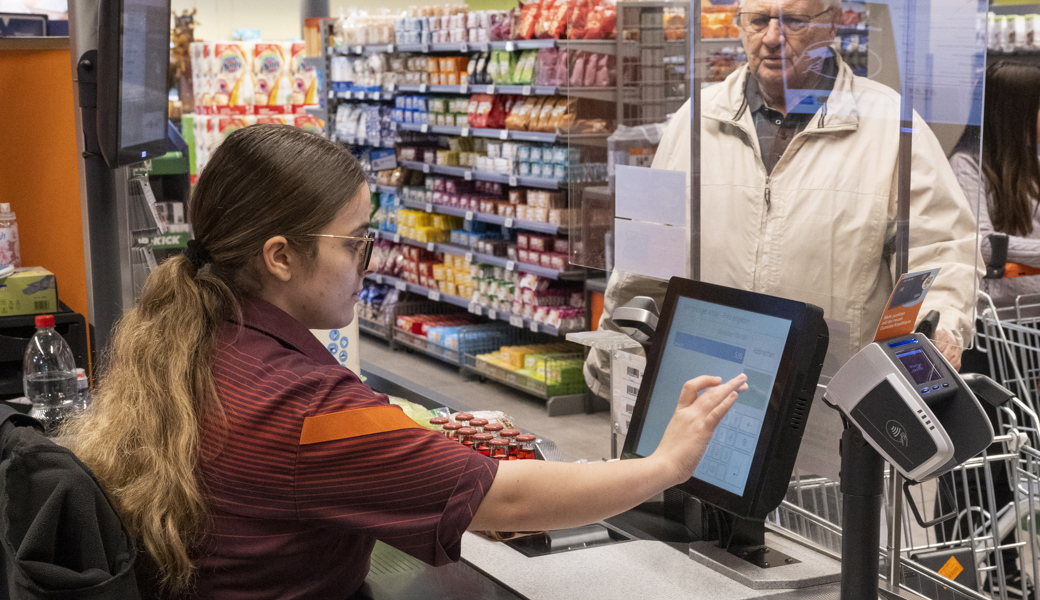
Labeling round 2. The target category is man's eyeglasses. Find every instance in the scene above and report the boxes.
[305,232,375,271]
[736,9,833,34]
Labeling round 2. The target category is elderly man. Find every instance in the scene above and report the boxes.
[585,0,981,398]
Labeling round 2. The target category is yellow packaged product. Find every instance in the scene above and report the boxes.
[0,268,57,316]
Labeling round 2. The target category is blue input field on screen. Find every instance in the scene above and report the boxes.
[673,333,746,364]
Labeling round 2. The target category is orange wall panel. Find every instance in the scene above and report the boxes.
[0,49,88,322]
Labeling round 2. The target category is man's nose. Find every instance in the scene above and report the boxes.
[761,18,783,47]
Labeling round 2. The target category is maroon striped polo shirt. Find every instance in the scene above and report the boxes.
[190,296,498,599]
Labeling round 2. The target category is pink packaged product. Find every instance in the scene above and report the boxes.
[554,49,569,87]
[518,273,550,290]
[596,53,616,87]
[569,291,584,307]
[539,253,554,268]
[518,248,530,263]
[423,148,438,163]
[432,191,444,204]
[582,53,599,87]
[400,147,419,162]
[553,238,568,254]
[550,254,567,270]
[569,51,587,87]
[534,48,560,87]
[512,299,524,315]
[517,233,530,249]
[526,251,541,265]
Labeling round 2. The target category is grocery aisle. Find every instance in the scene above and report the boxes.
[360,334,611,463]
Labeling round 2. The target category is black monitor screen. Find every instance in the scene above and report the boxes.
[119,0,170,151]
[896,349,943,385]
[635,297,791,496]
[622,278,828,520]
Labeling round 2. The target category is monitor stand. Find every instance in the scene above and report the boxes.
[667,492,842,590]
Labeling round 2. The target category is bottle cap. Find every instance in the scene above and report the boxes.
[457,427,478,436]
[500,428,519,438]
[516,434,536,442]
[34,315,55,328]
[483,423,504,432]
[0,203,10,214]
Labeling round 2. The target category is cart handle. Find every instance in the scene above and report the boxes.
[984,233,1040,279]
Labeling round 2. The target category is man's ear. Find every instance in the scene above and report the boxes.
[261,236,294,282]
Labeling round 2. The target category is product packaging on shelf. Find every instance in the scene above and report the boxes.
[0,268,57,317]
[253,42,294,114]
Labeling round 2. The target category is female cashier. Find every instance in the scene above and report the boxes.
[64,125,746,599]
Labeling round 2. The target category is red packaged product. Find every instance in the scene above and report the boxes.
[516,0,543,40]
[583,3,616,39]
[568,0,597,39]
[542,0,575,39]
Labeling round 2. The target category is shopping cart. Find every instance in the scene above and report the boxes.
[768,292,1040,600]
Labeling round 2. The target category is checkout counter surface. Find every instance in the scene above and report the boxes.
[360,360,844,600]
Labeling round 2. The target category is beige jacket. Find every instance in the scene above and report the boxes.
[585,58,982,398]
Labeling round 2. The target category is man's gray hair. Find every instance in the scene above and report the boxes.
[819,0,844,14]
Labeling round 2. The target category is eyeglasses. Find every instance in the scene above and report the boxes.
[305,232,375,271]
[736,9,834,34]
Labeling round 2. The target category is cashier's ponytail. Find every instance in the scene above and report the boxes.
[64,125,366,591]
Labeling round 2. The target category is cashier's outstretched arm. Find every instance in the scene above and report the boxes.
[468,374,748,532]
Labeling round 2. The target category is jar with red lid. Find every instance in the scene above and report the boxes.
[429,416,449,431]
[489,438,510,460]
[473,433,493,456]
[469,418,489,432]
[500,429,520,459]
[453,412,474,426]
[483,423,504,436]
[457,427,478,448]
[515,434,537,460]
[442,422,463,441]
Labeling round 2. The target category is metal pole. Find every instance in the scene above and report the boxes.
[688,0,701,281]
[840,425,886,600]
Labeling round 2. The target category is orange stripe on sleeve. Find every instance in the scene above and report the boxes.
[299,406,425,445]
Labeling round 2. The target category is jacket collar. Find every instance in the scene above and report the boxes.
[232,296,339,367]
[704,50,859,132]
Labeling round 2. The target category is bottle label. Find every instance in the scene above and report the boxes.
[0,224,19,267]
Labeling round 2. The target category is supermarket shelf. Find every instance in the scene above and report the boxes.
[396,123,559,144]
[333,133,396,148]
[358,316,392,341]
[461,354,589,414]
[363,272,570,335]
[374,184,399,195]
[393,83,560,96]
[398,199,565,235]
[399,159,562,190]
[304,106,328,120]
[370,230,583,280]
[393,328,463,366]
[331,39,616,56]
[329,89,394,102]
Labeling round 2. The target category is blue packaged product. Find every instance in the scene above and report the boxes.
[530,162,543,178]
[554,163,568,182]
[529,146,542,162]
[517,146,530,161]
[519,161,531,176]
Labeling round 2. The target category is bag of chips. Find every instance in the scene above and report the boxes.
[516,0,542,40]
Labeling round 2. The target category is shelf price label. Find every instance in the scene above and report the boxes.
[395,281,408,291]
[509,315,524,328]
[371,92,381,101]
[486,84,496,94]
[488,310,497,320]
[465,211,474,221]
[419,84,428,93]
[386,44,395,53]
[422,164,431,173]
[390,121,397,130]
[428,290,441,301]
[460,127,470,137]
[421,43,430,53]
[426,242,436,252]
[505,41,515,52]
[354,45,364,54]
[394,197,402,207]
[504,217,515,228]
[530,321,540,333]
[328,90,335,99]
[420,124,429,133]
[505,260,516,271]
[374,275,384,284]
[393,234,402,243]
[522,85,532,96]
[499,130,509,140]
[459,84,469,94]
[468,302,482,315]
[464,170,473,181]
[460,43,469,52]
[465,252,474,263]
[508,175,518,186]
[424,203,434,213]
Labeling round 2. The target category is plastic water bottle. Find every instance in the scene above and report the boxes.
[23,315,77,434]
[74,368,92,412]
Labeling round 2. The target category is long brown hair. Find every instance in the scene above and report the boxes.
[980,61,1040,236]
[64,125,366,591]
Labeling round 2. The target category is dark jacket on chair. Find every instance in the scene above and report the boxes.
[0,404,140,599]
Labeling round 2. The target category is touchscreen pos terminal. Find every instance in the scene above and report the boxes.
[622,278,829,522]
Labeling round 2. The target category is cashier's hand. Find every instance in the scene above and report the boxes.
[933,330,962,371]
[652,374,748,487]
